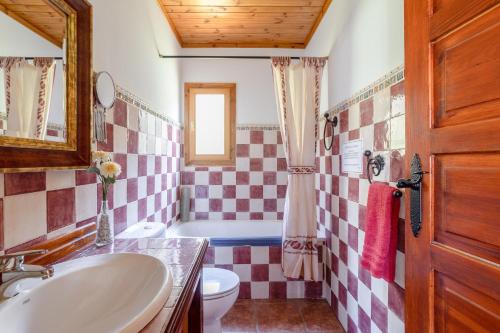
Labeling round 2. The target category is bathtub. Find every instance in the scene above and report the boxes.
[165,220,325,246]
[166,220,326,299]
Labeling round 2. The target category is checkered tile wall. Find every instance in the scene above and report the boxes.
[0,97,182,253]
[181,127,288,221]
[204,244,324,300]
[0,70,409,326]
[317,75,406,333]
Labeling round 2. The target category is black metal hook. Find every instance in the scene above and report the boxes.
[365,150,402,198]
[364,150,384,184]
[323,113,338,151]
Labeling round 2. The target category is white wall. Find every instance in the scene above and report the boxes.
[304,0,359,57]
[181,59,278,124]
[0,12,62,57]
[3,0,403,125]
[90,0,182,122]
[326,0,404,106]
[179,47,301,124]
[181,59,330,125]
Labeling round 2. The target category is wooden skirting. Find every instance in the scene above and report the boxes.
[24,223,96,265]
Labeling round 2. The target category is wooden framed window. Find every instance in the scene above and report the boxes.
[184,83,236,166]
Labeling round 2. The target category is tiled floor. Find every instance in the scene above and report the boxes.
[221,299,345,333]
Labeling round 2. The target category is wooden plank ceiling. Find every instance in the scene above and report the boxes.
[0,0,65,47]
[158,0,332,48]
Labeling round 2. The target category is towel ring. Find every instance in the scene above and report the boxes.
[364,150,384,184]
[323,113,338,151]
[364,150,403,198]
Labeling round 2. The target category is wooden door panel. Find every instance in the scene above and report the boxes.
[430,0,499,40]
[435,273,500,332]
[433,6,500,128]
[435,154,500,263]
[430,119,500,154]
[405,0,500,331]
[431,244,500,308]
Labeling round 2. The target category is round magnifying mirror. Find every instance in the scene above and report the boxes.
[95,71,116,109]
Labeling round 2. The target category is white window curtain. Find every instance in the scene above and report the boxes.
[33,58,56,140]
[271,56,327,281]
[0,57,56,139]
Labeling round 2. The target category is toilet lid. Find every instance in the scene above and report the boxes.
[203,268,239,299]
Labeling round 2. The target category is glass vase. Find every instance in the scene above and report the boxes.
[95,200,113,247]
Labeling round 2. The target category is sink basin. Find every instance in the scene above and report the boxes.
[0,253,173,333]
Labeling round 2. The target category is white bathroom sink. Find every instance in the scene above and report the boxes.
[0,253,173,333]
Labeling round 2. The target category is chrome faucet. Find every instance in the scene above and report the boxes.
[0,250,54,302]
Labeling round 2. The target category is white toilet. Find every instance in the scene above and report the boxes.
[202,268,240,333]
[115,222,166,239]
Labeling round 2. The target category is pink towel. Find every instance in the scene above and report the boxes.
[360,182,401,282]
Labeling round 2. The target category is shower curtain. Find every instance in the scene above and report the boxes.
[0,57,56,139]
[271,56,327,281]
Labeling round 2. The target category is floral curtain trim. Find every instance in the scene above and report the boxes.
[302,57,327,154]
[0,57,24,119]
[283,238,319,253]
[287,166,316,174]
[271,56,291,161]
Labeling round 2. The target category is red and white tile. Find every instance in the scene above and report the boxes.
[318,76,406,333]
[182,126,287,221]
[0,97,182,253]
[204,244,324,300]
[3,191,47,249]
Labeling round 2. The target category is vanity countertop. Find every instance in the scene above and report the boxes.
[59,237,209,333]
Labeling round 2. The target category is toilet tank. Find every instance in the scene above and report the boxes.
[116,222,166,239]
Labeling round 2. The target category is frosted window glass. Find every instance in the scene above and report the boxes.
[195,94,225,155]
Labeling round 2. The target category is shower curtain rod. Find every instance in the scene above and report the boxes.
[159,55,301,60]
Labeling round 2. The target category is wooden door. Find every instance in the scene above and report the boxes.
[405,1,500,332]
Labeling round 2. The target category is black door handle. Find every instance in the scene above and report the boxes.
[397,154,427,237]
[396,170,427,190]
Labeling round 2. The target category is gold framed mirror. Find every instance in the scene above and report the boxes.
[0,0,92,172]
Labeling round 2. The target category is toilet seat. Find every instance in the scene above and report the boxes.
[203,268,239,301]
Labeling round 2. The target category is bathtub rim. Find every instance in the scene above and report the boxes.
[165,220,326,247]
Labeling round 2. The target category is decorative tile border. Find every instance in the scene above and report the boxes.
[325,65,405,117]
[45,123,66,140]
[46,123,65,131]
[116,87,283,131]
[236,124,280,131]
[116,85,182,129]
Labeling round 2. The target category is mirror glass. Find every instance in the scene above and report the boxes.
[0,0,67,143]
[95,72,116,109]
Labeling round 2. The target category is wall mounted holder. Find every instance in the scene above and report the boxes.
[93,71,116,143]
[364,150,403,198]
[323,113,338,151]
